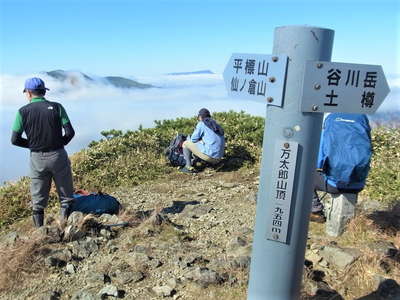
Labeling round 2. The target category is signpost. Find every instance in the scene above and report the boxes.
[222,25,390,300]
[223,53,288,106]
[301,62,390,113]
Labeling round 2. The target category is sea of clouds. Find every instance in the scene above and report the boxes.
[0,72,399,184]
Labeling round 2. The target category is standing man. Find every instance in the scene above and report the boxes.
[181,108,225,173]
[11,77,75,227]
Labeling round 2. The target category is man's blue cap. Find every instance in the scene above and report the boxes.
[23,77,49,93]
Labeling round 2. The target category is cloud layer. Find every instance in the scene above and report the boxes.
[1,72,398,184]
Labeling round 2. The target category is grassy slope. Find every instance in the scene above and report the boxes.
[0,111,399,228]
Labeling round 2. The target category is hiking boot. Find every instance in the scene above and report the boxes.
[32,211,44,227]
[179,166,196,174]
[310,211,326,223]
[58,206,70,228]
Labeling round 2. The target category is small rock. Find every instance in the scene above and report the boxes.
[100,228,113,240]
[181,205,213,219]
[319,259,329,268]
[64,225,86,241]
[367,241,398,257]
[149,258,163,269]
[68,211,84,226]
[40,290,61,300]
[1,231,19,247]
[126,252,151,267]
[152,285,175,297]
[305,250,322,265]
[99,214,120,224]
[66,263,76,274]
[376,279,400,299]
[45,256,65,268]
[245,192,257,202]
[98,284,119,297]
[185,267,223,287]
[71,290,96,300]
[236,227,253,236]
[149,213,165,226]
[229,255,251,270]
[226,236,247,250]
[319,245,361,269]
[359,199,389,212]
[70,239,98,259]
[36,226,62,243]
[167,278,178,289]
[115,271,144,284]
[220,182,238,188]
[133,244,147,253]
[86,272,110,284]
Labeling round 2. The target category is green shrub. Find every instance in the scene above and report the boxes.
[1,111,398,229]
[362,126,400,203]
[0,111,264,228]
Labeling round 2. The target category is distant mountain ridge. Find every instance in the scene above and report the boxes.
[44,70,153,89]
[166,70,214,76]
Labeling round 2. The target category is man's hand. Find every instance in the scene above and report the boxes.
[11,131,29,148]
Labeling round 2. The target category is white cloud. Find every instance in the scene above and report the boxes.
[0,71,398,184]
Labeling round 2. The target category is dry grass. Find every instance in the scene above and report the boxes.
[0,233,49,293]
[307,209,400,299]
[185,282,247,300]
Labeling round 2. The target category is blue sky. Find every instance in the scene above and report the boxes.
[0,0,399,77]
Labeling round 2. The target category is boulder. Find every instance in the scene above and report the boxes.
[70,239,99,259]
[114,271,144,284]
[45,249,72,267]
[181,205,213,219]
[185,267,223,287]
[319,245,361,269]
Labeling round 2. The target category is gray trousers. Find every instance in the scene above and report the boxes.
[30,148,74,212]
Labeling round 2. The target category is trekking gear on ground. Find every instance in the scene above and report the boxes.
[165,134,187,167]
[317,113,372,190]
[70,193,121,215]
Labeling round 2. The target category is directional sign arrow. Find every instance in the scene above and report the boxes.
[223,53,288,107]
[301,61,391,114]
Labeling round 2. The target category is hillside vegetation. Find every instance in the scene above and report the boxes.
[0,111,399,228]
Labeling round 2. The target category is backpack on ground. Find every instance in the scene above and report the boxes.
[317,113,372,190]
[164,134,187,167]
[70,192,121,215]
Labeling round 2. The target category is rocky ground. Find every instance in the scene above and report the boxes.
[1,167,399,300]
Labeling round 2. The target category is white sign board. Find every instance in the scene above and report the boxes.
[266,141,298,244]
[301,61,390,114]
[223,53,288,107]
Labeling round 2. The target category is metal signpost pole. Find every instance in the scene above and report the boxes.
[247,26,334,299]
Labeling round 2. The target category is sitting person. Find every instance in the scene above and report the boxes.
[180,108,225,173]
[311,113,372,223]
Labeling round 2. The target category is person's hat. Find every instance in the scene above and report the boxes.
[23,77,49,93]
[198,108,211,118]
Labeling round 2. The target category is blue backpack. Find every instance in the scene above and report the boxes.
[317,113,372,190]
[71,193,121,215]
